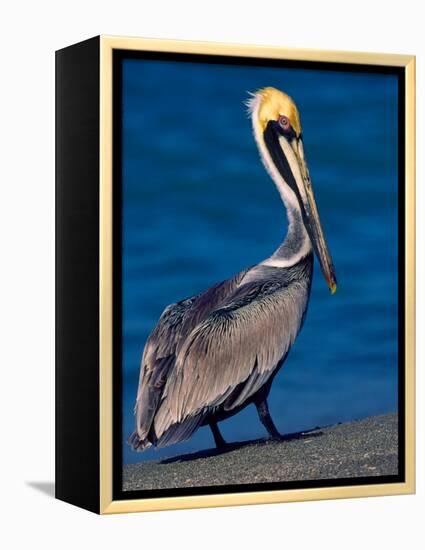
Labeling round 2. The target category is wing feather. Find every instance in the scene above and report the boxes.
[153,278,310,436]
[131,270,247,446]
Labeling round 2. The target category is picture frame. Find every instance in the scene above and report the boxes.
[55,35,415,514]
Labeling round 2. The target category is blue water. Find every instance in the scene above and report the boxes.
[121,58,398,465]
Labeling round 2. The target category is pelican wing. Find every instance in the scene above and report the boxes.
[131,270,247,447]
[153,272,311,442]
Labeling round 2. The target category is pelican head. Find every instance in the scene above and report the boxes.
[248,87,337,294]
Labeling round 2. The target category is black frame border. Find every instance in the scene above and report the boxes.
[112,49,406,502]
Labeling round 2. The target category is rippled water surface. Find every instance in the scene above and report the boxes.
[121,58,398,465]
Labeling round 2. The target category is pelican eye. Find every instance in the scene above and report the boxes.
[278,115,290,131]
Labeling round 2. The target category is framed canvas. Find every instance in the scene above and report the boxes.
[55,35,415,514]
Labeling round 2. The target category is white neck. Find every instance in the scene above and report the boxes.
[249,96,311,268]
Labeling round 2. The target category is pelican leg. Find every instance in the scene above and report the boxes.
[209,421,227,449]
[255,398,282,440]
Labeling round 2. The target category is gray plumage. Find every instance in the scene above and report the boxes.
[129,253,313,451]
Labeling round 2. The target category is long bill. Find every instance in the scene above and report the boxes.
[297,155,337,294]
[263,122,337,294]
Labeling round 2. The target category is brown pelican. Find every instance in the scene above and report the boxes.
[129,87,337,452]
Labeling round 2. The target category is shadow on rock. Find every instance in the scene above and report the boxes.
[161,428,324,464]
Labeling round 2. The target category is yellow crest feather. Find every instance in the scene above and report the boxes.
[254,87,301,136]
